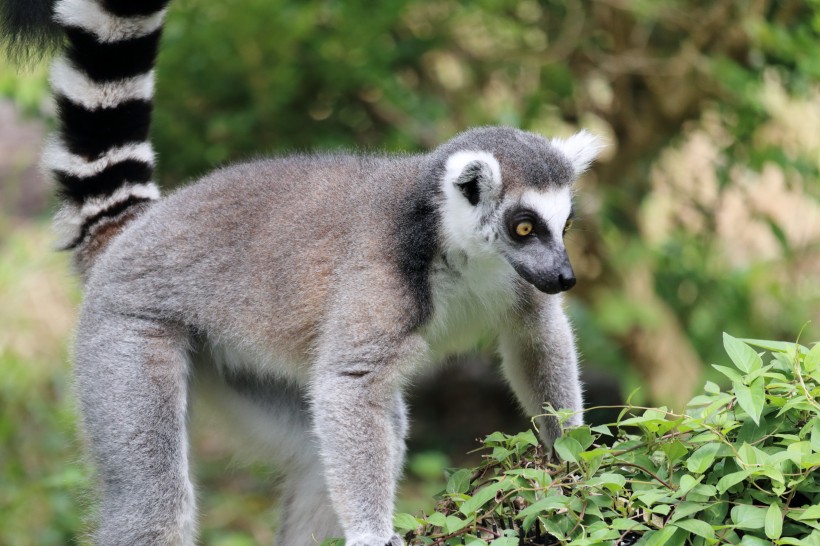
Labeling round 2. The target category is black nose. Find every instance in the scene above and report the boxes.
[559,272,576,292]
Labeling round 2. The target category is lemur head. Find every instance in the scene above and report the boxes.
[433,127,604,294]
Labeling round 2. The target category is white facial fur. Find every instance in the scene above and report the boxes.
[440,150,502,256]
[518,186,573,242]
[440,149,575,255]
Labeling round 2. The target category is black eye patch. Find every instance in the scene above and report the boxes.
[504,208,548,242]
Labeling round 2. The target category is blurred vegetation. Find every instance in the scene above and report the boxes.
[1,0,819,543]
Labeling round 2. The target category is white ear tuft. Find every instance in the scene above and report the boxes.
[550,130,605,177]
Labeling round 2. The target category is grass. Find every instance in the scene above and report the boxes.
[0,221,85,546]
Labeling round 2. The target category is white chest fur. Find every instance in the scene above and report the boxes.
[422,251,519,359]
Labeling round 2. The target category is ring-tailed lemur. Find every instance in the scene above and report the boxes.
[2,1,604,545]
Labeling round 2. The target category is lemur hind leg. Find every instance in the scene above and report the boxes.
[193,361,345,545]
[275,461,341,546]
[74,310,195,546]
[278,392,408,546]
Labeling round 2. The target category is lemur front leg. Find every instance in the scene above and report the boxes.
[498,294,583,452]
[310,282,425,546]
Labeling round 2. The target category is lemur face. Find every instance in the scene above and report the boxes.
[498,186,575,294]
[437,127,602,294]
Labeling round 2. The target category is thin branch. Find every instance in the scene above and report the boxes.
[601,461,675,490]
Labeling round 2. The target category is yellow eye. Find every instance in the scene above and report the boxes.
[563,218,574,234]
[515,221,533,237]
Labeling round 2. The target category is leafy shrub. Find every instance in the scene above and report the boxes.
[390,334,820,545]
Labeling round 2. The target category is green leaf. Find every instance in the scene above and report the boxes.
[741,338,806,354]
[580,450,604,475]
[446,469,472,495]
[509,429,539,447]
[553,436,583,463]
[739,536,773,546]
[518,495,569,518]
[675,474,701,497]
[704,380,721,394]
[673,518,715,539]
[686,443,721,474]
[660,440,688,464]
[691,483,717,497]
[610,518,650,531]
[443,515,469,533]
[566,425,594,450]
[734,377,766,424]
[506,468,552,487]
[804,343,820,372]
[716,469,752,493]
[765,503,782,540]
[736,415,769,445]
[588,472,626,492]
[712,364,744,383]
[459,486,498,515]
[811,418,820,453]
[644,407,668,420]
[731,505,767,530]
[800,452,820,469]
[458,480,514,516]
[426,513,446,527]
[394,513,420,532]
[491,447,513,461]
[669,502,707,522]
[645,526,681,546]
[651,505,672,516]
[484,432,507,444]
[795,505,820,521]
[737,442,769,465]
[724,333,763,373]
[590,424,612,436]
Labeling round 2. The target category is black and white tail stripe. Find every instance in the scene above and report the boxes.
[44,0,170,249]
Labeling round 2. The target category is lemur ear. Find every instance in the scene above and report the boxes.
[456,167,482,206]
[550,130,605,177]
[444,151,502,207]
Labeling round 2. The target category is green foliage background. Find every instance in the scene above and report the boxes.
[1,0,819,544]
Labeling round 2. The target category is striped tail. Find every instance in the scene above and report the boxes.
[3,0,170,273]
